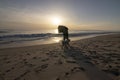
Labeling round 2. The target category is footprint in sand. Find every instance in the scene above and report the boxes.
[6,61,10,64]
[5,66,15,74]
[66,60,76,64]
[41,64,48,69]
[27,63,35,67]
[53,55,58,58]
[65,72,70,76]
[11,67,15,70]
[33,57,37,59]
[23,59,27,61]
[6,69,11,73]
[26,53,30,56]
[56,77,60,80]
[71,66,85,72]
[24,61,28,64]
[57,67,86,80]
[54,59,63,65]
[54,65,86,80]
[14,70,30,80]
[3,57,8,60]
[55,72,70,80]
[41,58,49,62]
[84,61,93,65]
[34,64,48,72]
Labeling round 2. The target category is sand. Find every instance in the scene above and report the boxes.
[0,33,119,80]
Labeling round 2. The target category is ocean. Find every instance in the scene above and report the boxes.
[0,29,115,49]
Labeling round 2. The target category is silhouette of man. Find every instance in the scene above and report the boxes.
[58,25,69,41]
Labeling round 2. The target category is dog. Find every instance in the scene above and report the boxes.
[60,39,71,49]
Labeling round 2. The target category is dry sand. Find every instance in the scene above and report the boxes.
[0,33,119,80]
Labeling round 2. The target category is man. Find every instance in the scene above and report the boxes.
[58,25,70,49]
[58,25,69,41]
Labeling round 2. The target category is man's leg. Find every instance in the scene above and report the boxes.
[63,34,66,41]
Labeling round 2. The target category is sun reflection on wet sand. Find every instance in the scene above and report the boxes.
[53,37,62,43]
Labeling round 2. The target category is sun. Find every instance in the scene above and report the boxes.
[52,16,62,25]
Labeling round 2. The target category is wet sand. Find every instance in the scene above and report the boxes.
[0,33,119,80]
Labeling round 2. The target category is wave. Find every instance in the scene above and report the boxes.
[0,30,9,33]
[0,33,53,38]
[0,31,113,39]
[0,31,117,47]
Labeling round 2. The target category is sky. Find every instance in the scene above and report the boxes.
[0,0,120,31]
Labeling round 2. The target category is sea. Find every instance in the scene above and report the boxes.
[0,29,117,49]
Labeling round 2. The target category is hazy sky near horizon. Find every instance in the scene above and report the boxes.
[0,0,120,31]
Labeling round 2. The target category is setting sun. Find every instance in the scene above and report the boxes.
[52,16,62,25]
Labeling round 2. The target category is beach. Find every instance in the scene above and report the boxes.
[0,33,119,80]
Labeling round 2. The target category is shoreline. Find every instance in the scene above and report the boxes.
[0,33,119,80]
[0,33,116,49]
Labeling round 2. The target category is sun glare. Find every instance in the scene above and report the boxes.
[52,16,62,25]
[54,29,58,34]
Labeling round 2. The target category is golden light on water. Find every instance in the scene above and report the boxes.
[53,37,62,43]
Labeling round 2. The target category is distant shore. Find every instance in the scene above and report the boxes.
[0,33,119,80]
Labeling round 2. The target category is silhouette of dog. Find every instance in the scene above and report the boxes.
[60,39,71,49]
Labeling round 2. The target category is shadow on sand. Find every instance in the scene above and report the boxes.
[62,46,112,80]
